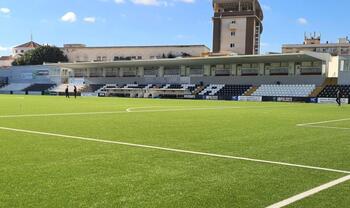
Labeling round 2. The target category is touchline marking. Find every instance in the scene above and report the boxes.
[0,126,349,175]
[0,111,127,118]
[266,175,350,208]
[297,118,350,126]
[125,105,293,113]
[298,125,350,131]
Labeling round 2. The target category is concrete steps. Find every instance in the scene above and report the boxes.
[310,78,338,97]
[244,86,258,96]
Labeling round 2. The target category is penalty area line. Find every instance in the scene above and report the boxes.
[0,126,349,175]
[266,175,350,208]
[0,105,290,118]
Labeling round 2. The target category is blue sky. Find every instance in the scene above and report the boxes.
[1,0,350,56]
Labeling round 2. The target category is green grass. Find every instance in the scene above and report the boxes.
[0,95,349,208]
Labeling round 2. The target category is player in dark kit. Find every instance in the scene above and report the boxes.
[336,89,342,106]
[74,86,77,99]
[65,86,70,98]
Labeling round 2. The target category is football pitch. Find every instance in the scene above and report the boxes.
[0,95,349,208]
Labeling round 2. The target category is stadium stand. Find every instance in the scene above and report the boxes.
[216,85,252,99]
[81,84,105,93]
[23,84,56,92]
[124,84,148,89]
[50,84,85,93]
[318,85,350,98]
[199,84,225,96]
[252,84,316,97]
[0,83,32,93]
[0,77,8,88]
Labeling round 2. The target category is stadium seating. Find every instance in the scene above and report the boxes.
[0,83,32,92]
[23,84,56,92]
[50,84,85,93]
[216,85,252,98]
[199,84,225,96]
[318,85,350,98]
[124,84,147,89]
[252,84,316,97]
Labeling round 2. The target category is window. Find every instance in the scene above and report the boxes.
[231,20,236,24]
[231,32,236,36]
[230,43,235,48]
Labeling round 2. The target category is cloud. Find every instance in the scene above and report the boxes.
[114,0,125,4]
[0,46,10,52]
[176,0,195,3]
[108,0,194,6]
[130,0,166,6]
[84,17,96,23]
[297,17,308,25]
[261,4,271,11]
[61,12,77,23]
[0,7,11,14]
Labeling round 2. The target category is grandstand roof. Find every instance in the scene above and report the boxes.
[48,52,331,70]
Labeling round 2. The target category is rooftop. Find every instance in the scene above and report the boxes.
[14,41,41,49]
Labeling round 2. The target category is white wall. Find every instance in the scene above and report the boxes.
[220,17,246,54]
[62,46,209,63]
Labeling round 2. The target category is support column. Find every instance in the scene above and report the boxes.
[119,68,123,77]
[259,63,264,76]
[138,67,144,77]
[203,65,211,76]
[180,65,186,77]
[159,66,164,77]
[289,62,296,76]
[232,64,237,76]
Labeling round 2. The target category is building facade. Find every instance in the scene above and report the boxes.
[61,44,210,63]
[212,0,263,55]
[283,36,350,56]
[12,41,41,58]
[0,56,14,68]
[50,52,339,87]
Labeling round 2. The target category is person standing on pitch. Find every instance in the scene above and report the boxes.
[74,86,77,99]
[65,85,70,98]
[336,89,342,106]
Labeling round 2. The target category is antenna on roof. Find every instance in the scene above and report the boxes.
[30,32,33,42]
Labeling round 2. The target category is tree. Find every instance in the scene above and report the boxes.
[12,45,68,66]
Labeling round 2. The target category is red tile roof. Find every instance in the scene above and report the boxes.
[14,41,41,48]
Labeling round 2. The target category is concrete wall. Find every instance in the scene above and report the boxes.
[338,71,350,85]
[220,17,246,54]
[190,75,325,86]
[0,66,59,84]
[85,75,325,86]
[62,46,209,63]
[86,77,190,85]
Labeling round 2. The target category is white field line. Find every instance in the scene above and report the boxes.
[0,111,126,118]
[0,126,349,175]
[125,105,281,113]
[0,105,287,118]
[297,118,350,130]
[266,175,350,208]
[297,118,350,126]
[298,125,350,131]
